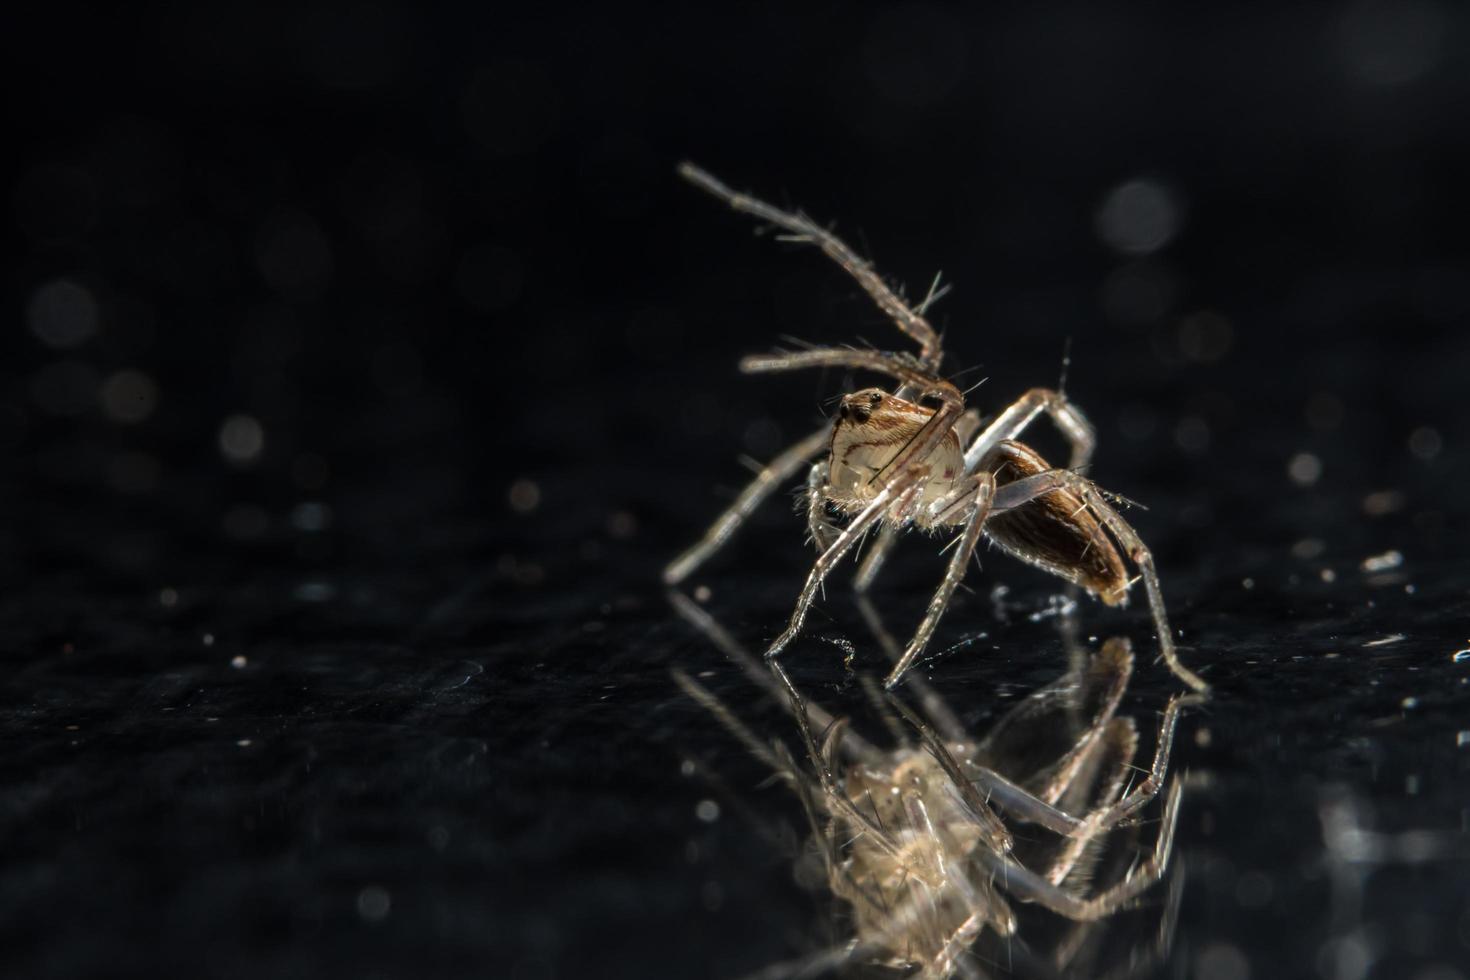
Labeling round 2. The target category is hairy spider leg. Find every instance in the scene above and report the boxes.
[663,424,831,585]
[963,386,1097,474]
[883,472,996,688]
[972,778,1184,922]
[763,481,924,663]
[678,162,943,370]
[982,469,1209,693]
[886,679,1190,848]
[804,457,839,554]
[850,408,982,594]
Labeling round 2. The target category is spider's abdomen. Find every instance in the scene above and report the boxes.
[982,441,1130,606]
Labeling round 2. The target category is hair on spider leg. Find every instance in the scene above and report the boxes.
[671,594,1195,978]
[667,164,1209,693]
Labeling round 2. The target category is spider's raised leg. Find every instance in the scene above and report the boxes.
[883,472,996,689]
[742,348,964,491]
[742,347,957,405]
[678,163,943,370]
[664,424,831,585]
[963,387,1096,473]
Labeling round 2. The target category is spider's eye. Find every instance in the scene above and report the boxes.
[838,403,850,421]
[869,391,883,405]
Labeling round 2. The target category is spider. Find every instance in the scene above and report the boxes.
[671,589,1192,980]
[665,163,1208,693]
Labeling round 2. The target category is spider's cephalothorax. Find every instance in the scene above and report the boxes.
[828,388,964,520]
[665,163,1209,693]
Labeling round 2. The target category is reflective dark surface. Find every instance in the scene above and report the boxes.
[6,4,1470,979]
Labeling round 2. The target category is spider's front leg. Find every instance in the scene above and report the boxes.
[851,407,984,595]
[763,478,924,662]
[767,381,966,664]
[883,472,997,688]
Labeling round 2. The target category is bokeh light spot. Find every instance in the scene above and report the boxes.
[99,369,158,424]
[219,414,266,466]
[1096,178,1183,256]
[28,278,100,349]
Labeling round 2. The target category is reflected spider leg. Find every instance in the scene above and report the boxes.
[887,672,1190,848]
[1045,717,1139,887]
[1027,638,1134,808]
[665,424,832,585]
[677,162,944,371]
[854,594,968,745]
[666,587,882,766]
[975,778,1184,922]
[1078,694,1194,831]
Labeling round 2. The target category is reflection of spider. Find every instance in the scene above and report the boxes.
[666,164,1207,692]
[672,593,1191,979]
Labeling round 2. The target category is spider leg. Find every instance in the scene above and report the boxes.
[678,163,943,370]
[890,686,1079,840]
[664,424,831,585]
[854,594,968,746]
[853,407,979,594]
[885,690,1012,853]
[975,778,1184,922]
[764,476,926,661]
[883,473,996,689]
[852,522,899,592]
[963,387,1096,473]
[804,458,839,554]
[1028,637,1134,808]
[741,347,959,406]
[984,469,1209,694]
[666,588,882,766]
[1074,693,1194,831]
[1044,716,1138,887]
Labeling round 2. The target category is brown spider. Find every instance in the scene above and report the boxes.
[665,163,1208,693]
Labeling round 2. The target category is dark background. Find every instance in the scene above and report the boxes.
[5,3,1470,979]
